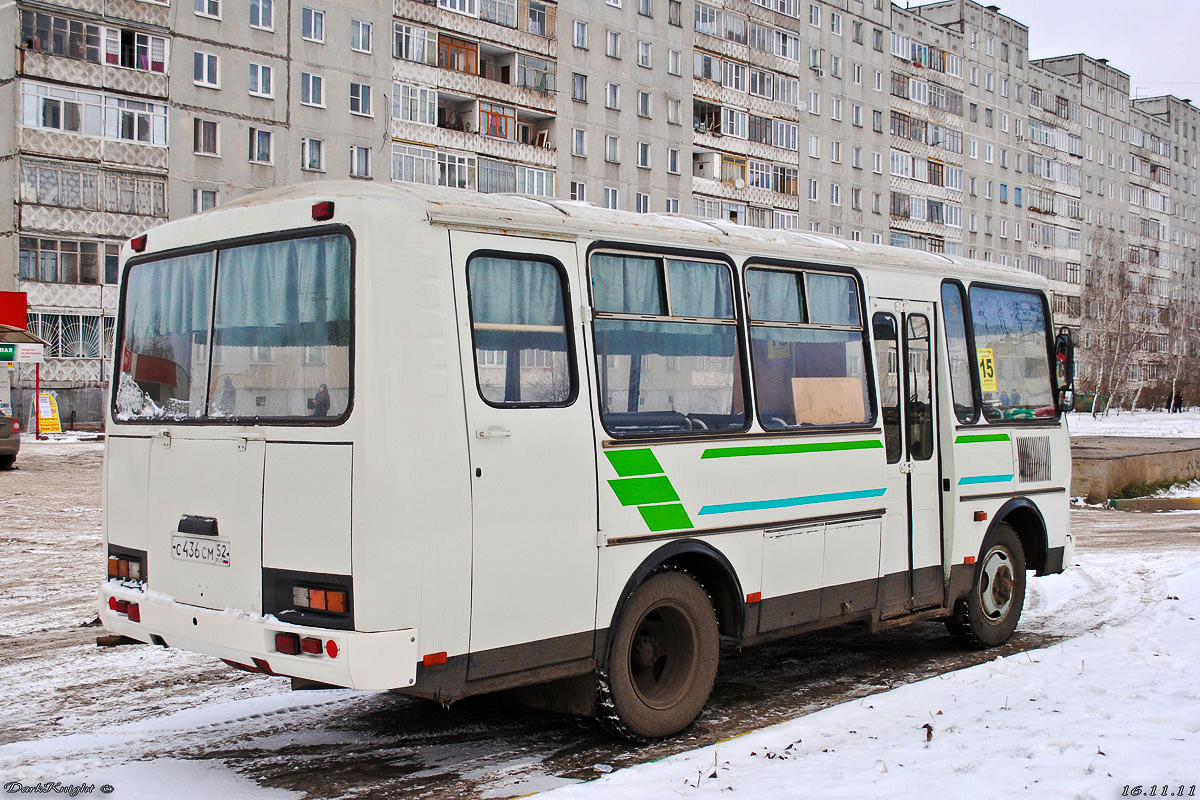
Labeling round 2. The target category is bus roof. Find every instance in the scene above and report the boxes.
[205,180,1048,289]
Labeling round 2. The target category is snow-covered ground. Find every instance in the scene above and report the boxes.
[1066,408,1200,438]
[542,559,1200,799]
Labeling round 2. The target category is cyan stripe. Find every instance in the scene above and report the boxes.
[697,487,886,516]
[958,474,1015,485]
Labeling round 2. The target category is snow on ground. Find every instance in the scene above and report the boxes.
[541,562,1200,800]
[1066,408,1200,438]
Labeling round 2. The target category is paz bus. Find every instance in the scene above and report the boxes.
[100,181,1075,738]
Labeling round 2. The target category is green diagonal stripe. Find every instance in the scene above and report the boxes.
[955,433,1012,444]
[701,439,884,459]
[608,476,680,506]
[605,449,665,477]
[638,503,694,532]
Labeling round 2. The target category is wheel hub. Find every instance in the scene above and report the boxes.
[979,546,1014,621]
[628,604,697,710]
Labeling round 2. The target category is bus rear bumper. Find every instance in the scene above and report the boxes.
[98,583,419,691]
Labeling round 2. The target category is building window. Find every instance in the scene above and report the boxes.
[439,0,479,17]
[250,0,273,29]
[193,118,218,155]
[350,145,370,177]
[248,127,272,163]
[573,20,587,48]
[20,83,103,137]
[195,0,220,19]
[248,63,273,97]
[19,12,102,64]
[193,52,219,87]
[571,128,586,156]
[105,97,168,145]
[302,8,325,42]
[300,72,324,106]
[479,101,516,140]
[605,135,619,162]
[394,23,435,64]
[192,189,217,213]
[572,73,587,102]
[301,137,324,171]
[603,187,618,209]
[635,192,649,213]
[392,83,436,125]
[350,19,372,52]
[637,91,651,117]
[607,31,620,58]
[637,141,650,168]
[667,147,679,174]
[19,161,99,211]
[570,181,586,201]
[438,35,478,73]
[605,82,620,109]
[666,198,679,213]
[349,82,372,116]
[638,40,652,68]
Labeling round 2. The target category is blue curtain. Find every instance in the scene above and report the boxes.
[212,234,351,347]
[746,269,804,322]
[667,260,733,319]
[591,254,664,315]
[124,253,213,340]
[807,273,861,326]
[468,257,566,352]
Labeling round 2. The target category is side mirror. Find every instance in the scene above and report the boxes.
[1055,327,1075,413]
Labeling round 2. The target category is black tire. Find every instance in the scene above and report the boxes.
[0,454,15,470]
[946,523,1026,648]
[599,570,719,739]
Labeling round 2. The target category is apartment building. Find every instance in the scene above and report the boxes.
[2,0,1199,423]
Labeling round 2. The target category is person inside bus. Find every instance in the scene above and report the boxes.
[311,384,330,417]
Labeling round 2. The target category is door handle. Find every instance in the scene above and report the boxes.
[476,426,512,439]
[899,461,913,474]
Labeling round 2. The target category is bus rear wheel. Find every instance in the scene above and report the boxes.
[600,570,719,739]
[946,523,1026,648]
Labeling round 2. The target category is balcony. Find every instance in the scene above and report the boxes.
[395,0,555,58]
[21,49,169,99]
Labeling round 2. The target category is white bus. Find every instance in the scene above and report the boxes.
[100,182,1075,738]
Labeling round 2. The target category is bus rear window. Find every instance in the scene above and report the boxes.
[967,285,1054,421]
[115,232,352,422]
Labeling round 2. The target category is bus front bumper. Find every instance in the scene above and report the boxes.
[98,582,419,691]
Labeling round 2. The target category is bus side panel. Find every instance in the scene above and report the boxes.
[349,214,474,656]
[104,436,151,555]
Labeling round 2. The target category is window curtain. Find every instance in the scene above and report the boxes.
[807,273,860,326]
[746,269,803,322]
[212,234,351,347]
[667,260,732,319]
[468,257,565,351]
[124,252,213,340]
[591,254,663,315]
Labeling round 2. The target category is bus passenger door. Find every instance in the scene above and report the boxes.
[449,231,599,679]
[873,301,943,619]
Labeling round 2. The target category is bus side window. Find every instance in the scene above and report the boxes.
[746,267,871,430]
[467,255,574,407]
[872,312,902,464]
[967,285,1055,420]
[905,314,934,461]
[940,281,978,423]
[590,252,745,436]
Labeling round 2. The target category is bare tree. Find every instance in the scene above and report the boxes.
[1078,227,1158,415]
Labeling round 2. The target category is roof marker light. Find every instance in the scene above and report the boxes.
[130,234,147,252]
[312,201,335,221]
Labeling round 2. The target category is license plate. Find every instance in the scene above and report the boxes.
[171,535,231,567]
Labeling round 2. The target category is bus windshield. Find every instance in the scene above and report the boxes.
[114,232,352,423]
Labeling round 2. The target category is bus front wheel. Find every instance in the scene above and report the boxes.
[600,570,719,739]
[946,523,1027,648]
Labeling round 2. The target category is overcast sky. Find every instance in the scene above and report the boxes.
[910,1,1200,100]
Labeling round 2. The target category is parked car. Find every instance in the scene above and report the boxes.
[0,410,19,469]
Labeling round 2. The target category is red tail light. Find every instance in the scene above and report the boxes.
[325,640,339,659]
[127,603,141,622]
[311,201,335,221]
[130,234,147,252]
[300,637,323,655]
[275,632,301,655]
[10,420,18,433]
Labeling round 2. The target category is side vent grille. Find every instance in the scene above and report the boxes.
[1017,436,1052,483]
